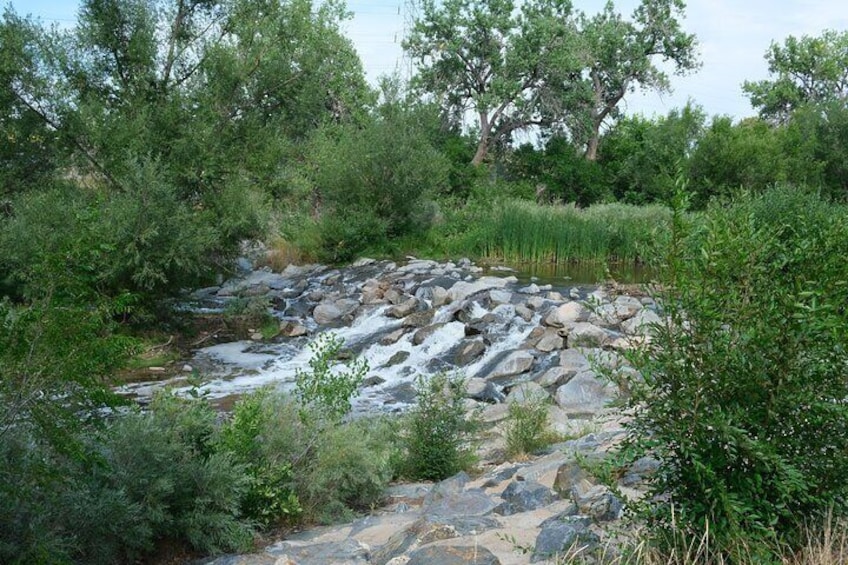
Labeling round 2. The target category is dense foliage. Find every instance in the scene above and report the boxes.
[618,187,848,560]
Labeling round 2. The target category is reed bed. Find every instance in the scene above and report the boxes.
[470,199,672,264]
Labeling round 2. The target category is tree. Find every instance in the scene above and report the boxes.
[404,0,698,166]
[569,0,699,160]
[743,29,848,123]
[404,0,580,166]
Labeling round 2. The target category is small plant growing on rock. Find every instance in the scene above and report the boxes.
[504,399,560,460]
[400,372,479,481]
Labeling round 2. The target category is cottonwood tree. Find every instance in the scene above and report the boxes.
[404,0,698,165]
[743,29,848,123]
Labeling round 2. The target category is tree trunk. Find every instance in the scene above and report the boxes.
[584,132,600,161]
[471,110,492,166]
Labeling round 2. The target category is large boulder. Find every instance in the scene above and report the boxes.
[447,276,513,303]
[488,351,535,382]
[494,480,559,516]
[454,340,487,366]
[621,308,662,336]
[555,370,618,416]
[406,545,501,565]
[534,328,565,352]
[566,322,610,347]
[387,297,419,318]
[543,301,590,328]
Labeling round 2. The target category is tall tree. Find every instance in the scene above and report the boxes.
[569,0,699,160]
[404,0,698,165]
[404,0,580,166]
[743,29,848,123]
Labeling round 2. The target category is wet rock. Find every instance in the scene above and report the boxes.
[555,370,618,416]
[384,351,411,368]
[464,319,489,336]
[526,296,547,310]
[488,351,535,382]
[406,545,501,565]
[278,320,308,337]
[518,283,540,294]
[547,291,565,301]
[352,257,377,267]
[566,323,610,347]
[413,323,446,346]
[488,289,513,305]
[494,480,559,516]
[465,378,505,403]
[543,301,590,328]
[387,298,419,318]
[454,340,486,366]
[447,276,512,303]
[362,375,386,387]
[380,328,407,346]
[403,309,436,328]
[313,302,342,325]
[431,286,450,307]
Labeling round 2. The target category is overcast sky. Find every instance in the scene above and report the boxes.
[8,0,848,120]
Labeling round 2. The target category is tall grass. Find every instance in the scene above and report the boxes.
[463,199,672,264]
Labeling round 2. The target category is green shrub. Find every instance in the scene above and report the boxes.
[504,400,559,459]
[302,418,397,523]
[619,185,848,559]
[400,373,478,481]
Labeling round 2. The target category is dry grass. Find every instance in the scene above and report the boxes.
[259,236,313,272]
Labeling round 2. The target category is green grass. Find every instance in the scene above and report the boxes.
[467,199,672,264]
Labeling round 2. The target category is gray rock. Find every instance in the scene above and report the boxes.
[466,378,505,403]
[535,366,570,388]
[413,323,446,345]
[384,350,411,367]
[518,283,540,294]
[573,484,623,522]
[384,288,405,305]
[613,295,643,320]
[352,257,377,267]
[621,308,662,336]
[544,301,590,327]
[454,340,486,366]
[447,276,512,303]
[380,328,407,346]
[515,304,534,322]
[488,351,535,381]
[567,322,610,347]
[494,480,559,516]
[532,517,598,563]
[534,328,564,352]
[313,302,343,325]
[431,286,450,307]
[555,370,618,416]
[278,320,308,337]
[526,296,547,311]
[407,545,501,565]
[387,298,419,318]
[505,381,549,404]
[553,460,593,497]
[403,309,436,328]
[265,538,370,564]
[489,289,513,305]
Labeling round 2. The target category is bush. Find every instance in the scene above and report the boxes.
[504,399,559,459]
[400,373,478,481]
[620,186,848,559]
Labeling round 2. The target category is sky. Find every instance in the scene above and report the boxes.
[8,0,848,120]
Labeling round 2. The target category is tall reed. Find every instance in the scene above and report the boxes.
[467,199,671,264]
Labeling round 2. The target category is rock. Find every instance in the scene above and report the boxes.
[573,484,623,522]
[413,323,446,346]
[559,348,591,374]
[454,340,486,366]
[447,276,512,303]
[488,289,513,305]
[406,545,500,565]
[518,283,540,294]
[514,304,534,322]
[620,456,661,487]
[613,295,643,320]
[488,351,535,381]
[380,328,407,346]
[352,257,377,267]
[313,299,358,325]
[526,296,547,311]
[505,381,549,404]
[466,378,505,403]
[621,308,662,336]
[403,309,436,328]
[566,322,610,347]
[534,328,564,352]
[532,516,598,563]
[387,298,419,318]
[555,370,618,416]
[265,538,370,565]
[278,320,308,337]
[464,320,489,336]
[431,286,450,307]
[362,375,386,387]
[543,301,590,327]
[535,366,570,388]
[384,288,405,305]
[553,460,593,497]
[250,332,264,341]
[494,480,559,516]
[384,351,411,367]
